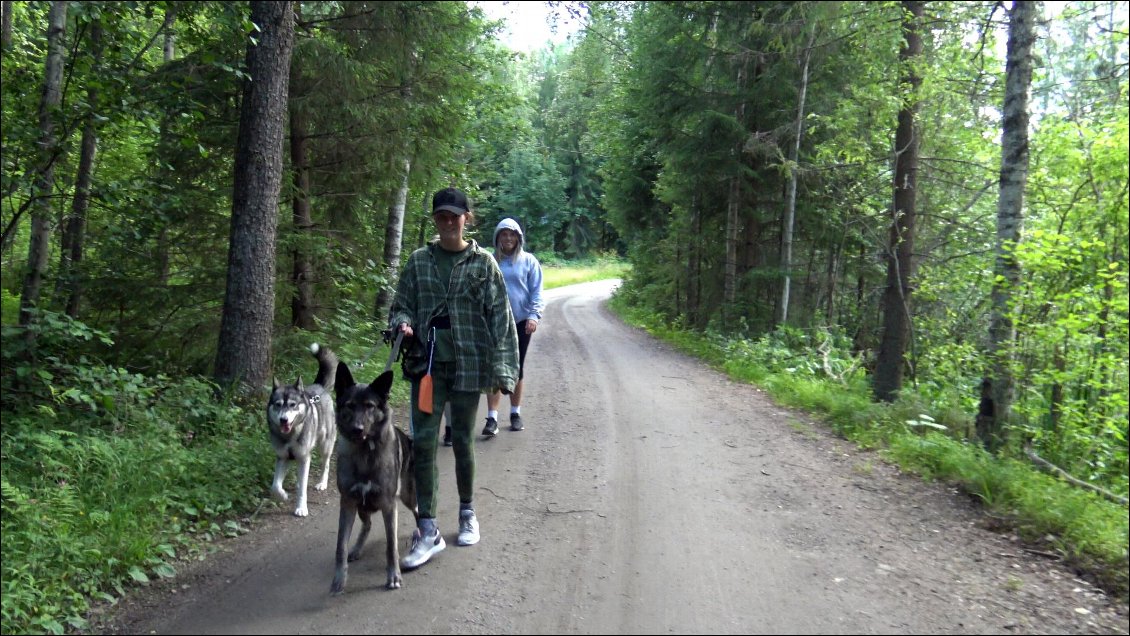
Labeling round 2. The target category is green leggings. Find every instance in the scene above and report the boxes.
[410,361,481,519]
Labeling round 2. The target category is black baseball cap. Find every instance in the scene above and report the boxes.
[432,187,470,215]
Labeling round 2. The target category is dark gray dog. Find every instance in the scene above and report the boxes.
[331,363,418,594]
[267,343,337,517]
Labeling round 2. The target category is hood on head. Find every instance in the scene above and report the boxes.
[493,217,525,250]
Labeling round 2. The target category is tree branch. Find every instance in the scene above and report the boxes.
[1024,444,1128,507]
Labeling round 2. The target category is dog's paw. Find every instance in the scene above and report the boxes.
[294,505,309,517]
[347,547,364,562]
[330,575,346,596]
[270,486,289,502]
[387,570,402,590]
[313,481,329,491]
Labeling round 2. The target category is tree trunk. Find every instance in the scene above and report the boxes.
[2,1,13,50]
[873,0,923,403]
[18,1,67,357]
[723,51,750,315]
[374,155,411,321]
[155,5,177,286]
[288,104,315,330]
[415,189,429,248]
[979,0,1037,452]
[825,235,841,321]
[780,26,816,326]
[214,1,294,394]
[688,193,701,326]
[58,19,102,318]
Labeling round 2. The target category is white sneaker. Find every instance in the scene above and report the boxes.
[456,509,480,546]
[401,527,445,569]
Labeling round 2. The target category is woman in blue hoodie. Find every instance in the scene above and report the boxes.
[485,217,544,434]
[445,217,544,443]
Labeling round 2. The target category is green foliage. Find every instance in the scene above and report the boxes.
[0,298,264,634]
[1,375,261,636]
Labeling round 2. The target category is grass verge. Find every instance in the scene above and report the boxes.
[609,293,1129,602]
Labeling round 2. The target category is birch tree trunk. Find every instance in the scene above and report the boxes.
[18,1,67,357]
[978,0,1037,452]
[214,1,294,393]
[872,0,923,403]
[780,27,816,326]
[155,5,177,286]
[374,155,411,321]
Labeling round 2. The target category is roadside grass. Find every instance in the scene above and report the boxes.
[608,293,1130,602]
[539,254,630,290]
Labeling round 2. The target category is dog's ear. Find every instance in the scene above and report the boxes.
[335,361,354,395]
[294,376,304,391]
[272,377,279,391]
[371,370,394,399]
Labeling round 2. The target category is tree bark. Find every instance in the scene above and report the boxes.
[155,5,177,286]
[780,26,816,326]
[214,1,294,394]
[58,19,102,318]
[873,0,923,403]
[2,0,13,50]
[18,1,67,357]
[288,103,315,330]
[688,193,701,327]
[979,0,1037,452]
[374,155,411,321]
[723,51,750,315]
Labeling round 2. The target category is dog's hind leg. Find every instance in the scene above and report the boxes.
[399,474,419,524]
[294,455,312,517]
[348,510,372,562]
[330,498,358,595]
[383,506,402,589]
[270,457,289,503]
[398,432,419,524]
[313,437,334,492]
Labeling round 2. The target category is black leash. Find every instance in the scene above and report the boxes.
[383,330,405,373]
[355,329,404,370]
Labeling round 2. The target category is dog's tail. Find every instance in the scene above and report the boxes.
[310,343,339,389]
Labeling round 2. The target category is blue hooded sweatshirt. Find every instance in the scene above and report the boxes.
[493,218,545,322]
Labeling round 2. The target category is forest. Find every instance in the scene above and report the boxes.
[0,1,1127,633]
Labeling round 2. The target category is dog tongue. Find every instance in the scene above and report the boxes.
[281,423,291,434]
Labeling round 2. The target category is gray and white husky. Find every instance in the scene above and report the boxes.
[267,343,338,517]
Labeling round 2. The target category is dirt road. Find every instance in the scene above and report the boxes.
[96,280,1127,635]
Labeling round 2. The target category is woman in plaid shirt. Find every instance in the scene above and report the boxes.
[389,186,519,570]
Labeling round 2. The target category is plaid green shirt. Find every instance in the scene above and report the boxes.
[389,239,519,393]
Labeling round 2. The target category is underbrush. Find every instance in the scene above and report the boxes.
[0,379,263,635]
[609,293,1130,601]
[1,315,266,635]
